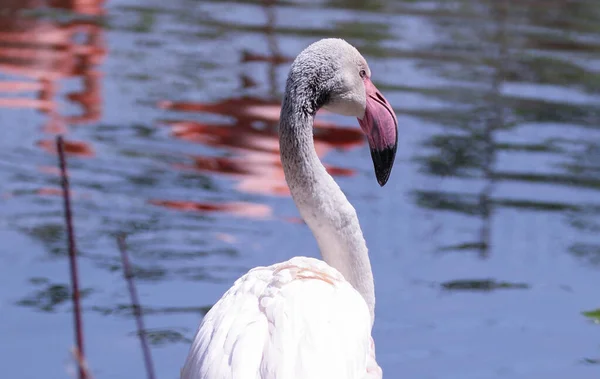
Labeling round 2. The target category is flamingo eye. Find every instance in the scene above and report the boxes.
[359,69,367,78]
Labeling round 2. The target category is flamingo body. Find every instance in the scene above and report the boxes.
[181,256,381,379]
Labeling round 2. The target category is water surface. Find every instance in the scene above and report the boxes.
[0,0,599,378]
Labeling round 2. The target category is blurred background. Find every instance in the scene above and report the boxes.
[0,0,599,378]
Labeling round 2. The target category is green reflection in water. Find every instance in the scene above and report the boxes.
[569,244,600,266]
[17,278,93,313]
[139,328,192,346]
[441,279,529,291]
[91,304,211,317]
[583,308,600,323]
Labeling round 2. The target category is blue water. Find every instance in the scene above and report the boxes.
[0,0,599,378]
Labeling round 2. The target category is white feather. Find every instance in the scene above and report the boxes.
[180,257,381,379]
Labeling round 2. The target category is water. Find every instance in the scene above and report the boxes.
[0,0,599,378]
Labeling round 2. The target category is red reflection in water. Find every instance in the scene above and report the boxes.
[149,199,272,220]
[159,97,365,198]
[38,165,61,175]
[285,217,305,224]
[154,0,366,220]
[0,0,106,198]
[38,139,95,157]
[0,0,106,133]
[37,187,64,196]
[158,98,285,123]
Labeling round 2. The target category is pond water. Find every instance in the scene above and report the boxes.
[1,0,599,378]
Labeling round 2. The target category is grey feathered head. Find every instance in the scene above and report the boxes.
[285,38,398,186]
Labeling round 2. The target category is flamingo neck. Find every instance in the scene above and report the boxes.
[279,91,375,325]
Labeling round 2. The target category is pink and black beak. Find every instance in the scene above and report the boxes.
[358,78,398,187]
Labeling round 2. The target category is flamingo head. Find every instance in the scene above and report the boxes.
[292,38,398,186]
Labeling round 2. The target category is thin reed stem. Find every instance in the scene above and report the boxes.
[71,347,93,379]
[56,135,87,379]
[117,234,156,379]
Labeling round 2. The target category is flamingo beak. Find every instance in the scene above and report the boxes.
[357,78,398,187]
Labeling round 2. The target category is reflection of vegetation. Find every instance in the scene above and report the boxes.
[418,134,490,177]
[580,306,600,365]
[494,171,600,190]
[141,328,192,346]
[198,20,393,41]
[582,357,600,365]
[92,261,231,283]
[334,21,392,42]
[91,304,211,317]
[520,0,600,33]
[439,242,487,252]
[324,0,385,11]
[508,99,600,129]
[399,0,600,261]
[27,223,66,256]
[416,191,481,215]
[415,190,577,216]
[568,207,600,232]
[441,279,529,291]
[583,308,600,323]
[569,244,600,266]
[131,8,156,33]
[122,265,167,281]
[17,278,93,313]
[507,55,600,93]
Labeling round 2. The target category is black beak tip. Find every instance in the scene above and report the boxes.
[370,145,397,187]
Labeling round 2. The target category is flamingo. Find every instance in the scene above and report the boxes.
[181,38,398,379]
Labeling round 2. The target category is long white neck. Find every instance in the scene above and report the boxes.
[278,91,376,325]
